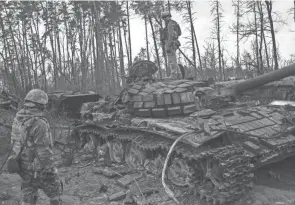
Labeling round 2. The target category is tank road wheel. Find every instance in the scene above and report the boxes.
[144,155,165,176]
[125,143,147,170]
[84,134,98,153]
[196,146,254,205]
[167,157,195,187]
[109,139,126,163]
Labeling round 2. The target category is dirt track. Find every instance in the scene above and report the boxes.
[1,125,295,205]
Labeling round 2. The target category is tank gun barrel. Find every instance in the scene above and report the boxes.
[230,63,295,93]
[211,63,295,97]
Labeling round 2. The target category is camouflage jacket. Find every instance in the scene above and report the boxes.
[162,20,180,43]
[11,108,55,171]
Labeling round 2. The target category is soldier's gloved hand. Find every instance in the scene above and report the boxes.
[174,41,181,49]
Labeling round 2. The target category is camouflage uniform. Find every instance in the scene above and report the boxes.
[10,89,63,205]
[162,12,181,79]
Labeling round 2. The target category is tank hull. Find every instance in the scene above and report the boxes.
[70,62,295,204]
[71,104,295,204]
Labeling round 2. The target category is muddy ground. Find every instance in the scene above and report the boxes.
[1,125,295,205]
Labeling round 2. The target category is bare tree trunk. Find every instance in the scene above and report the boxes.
[187,1,197,77]
[221,47,226,77]
[257,2,264,74]
[127,1,132,65]
[34,13,47,91]
[265,0,278,70]
[40,2,49,91]
[91,33,96,87]
[253,3,260,75]
[123,28,130,72]
[91,13,97,88]
[168,0,171,13]
[71,35,76,84]
[216,1,223,80]
[64,16,70,80]
[56,27,63,78]
[104,33,115,93]
[62,34,66,76]
[192,29,202,77]
[17,22,28,93]
[29,21,39,88]
[102,34,110,93]
[144,15,150,61]
[112,27,121,90]
[0,16,12,92]
[88,32,93,89]
[236,0,241,77]
[118,23,126,87]
[148,15,162,79]
[93,2,105,93]
[79,9,86,90]
[110,30,119,91]
[23,20,33,90]
[49,31,57,89]
[6,18,24,89]
[262,31,270,69]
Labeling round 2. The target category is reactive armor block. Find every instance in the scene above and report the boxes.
[126,79,205,117]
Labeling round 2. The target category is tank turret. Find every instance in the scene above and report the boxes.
[123,60,210,117]
[80,61,295,120]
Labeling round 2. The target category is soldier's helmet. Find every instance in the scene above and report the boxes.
[161,11,172,19]
[24,89,48,107]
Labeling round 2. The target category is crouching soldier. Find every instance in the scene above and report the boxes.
[7,89,63,205]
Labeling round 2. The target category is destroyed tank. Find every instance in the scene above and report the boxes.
[71,61,295,204]
[47,90,102,119]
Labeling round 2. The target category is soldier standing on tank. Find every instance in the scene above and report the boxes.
[8,89,63,205]
[161,11,182,80]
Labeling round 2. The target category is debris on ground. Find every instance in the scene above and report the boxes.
[0,191,11,201]
[117,173,142,188]
[109,191,126,201]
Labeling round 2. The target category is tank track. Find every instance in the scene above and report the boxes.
[196,146,253,204]
[74,125,253,204]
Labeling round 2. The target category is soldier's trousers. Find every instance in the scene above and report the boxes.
[165,46,180,79]
[20,170,63,205]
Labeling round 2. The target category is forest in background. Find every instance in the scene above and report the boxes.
[0,0,294,97]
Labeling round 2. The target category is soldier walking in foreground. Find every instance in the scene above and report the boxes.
[7,89,63,205]
[161,11,182,80]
